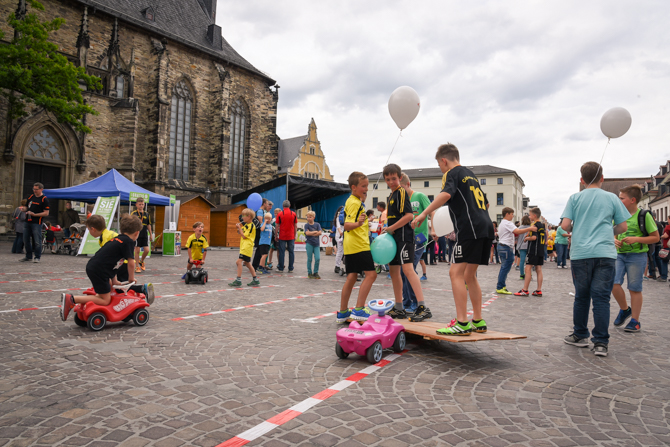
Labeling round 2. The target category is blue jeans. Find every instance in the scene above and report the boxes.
[496,245,514,290]
[24,222,42,260]
[447,239,455,262]
[555,243,568,267]
[12,233,24,253]
[438,237,447,261]
[655,248,668,280]
[519,249,527,275]
[277,239,294,271]
[614,252,647,292]
[306,243,320,275]
[63,228,71,239]
[571,258,616,345]
[401,244,425,310]
[646,244,656,277]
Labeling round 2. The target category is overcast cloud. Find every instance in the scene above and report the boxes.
[217,0,670,223]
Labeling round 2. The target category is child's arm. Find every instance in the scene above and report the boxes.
[344,212,365,231]
[621,231,660,245]
[187,247,192,262]
[261,221,266,231]
[386,213,414,234]
[201,249,207,263]
[412,192,450,229]
[127,259,136,283]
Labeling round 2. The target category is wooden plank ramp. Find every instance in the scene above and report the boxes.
[400,321,526,343]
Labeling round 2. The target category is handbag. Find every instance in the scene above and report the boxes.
[659,248,669,259]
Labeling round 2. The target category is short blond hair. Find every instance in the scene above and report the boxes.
[306,211,316,218]
[241,208,255,219]
[264,213,272,220]
[192,221,204,229]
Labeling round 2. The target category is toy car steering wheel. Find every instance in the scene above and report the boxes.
[367,299,395,316]
[114,281,136,293]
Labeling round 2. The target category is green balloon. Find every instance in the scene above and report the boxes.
[371,233,397,265]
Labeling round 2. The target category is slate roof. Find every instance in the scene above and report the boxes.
[74,0,273,82]
[587,178,649,194]
[277,135,307,174]
[367,165,524,185]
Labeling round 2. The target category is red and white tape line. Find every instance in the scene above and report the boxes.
[172,289,342,321]
[216,347,412,447]
[0,305,61,314]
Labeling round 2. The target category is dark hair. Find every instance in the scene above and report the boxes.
[435,143,460,162]
[366,209,375,217]
[529,207,541,218]
[120,214,143,234]
[521,216,531,225]
[382,164,402,178]
[377,202,386,210]
[347,171,367,187]
[86,214,106,231]
[33,182,44,189]
[332,206,343,228]
[581,162,603,185]
[502,207,514,217]
[620,184,642,203]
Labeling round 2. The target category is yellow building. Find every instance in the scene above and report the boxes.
[278,118,334,219]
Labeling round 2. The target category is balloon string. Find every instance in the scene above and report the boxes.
[586,138,610,188]
[374,130,403,189]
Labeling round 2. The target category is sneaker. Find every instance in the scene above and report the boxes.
[351,307,372,321]
[496,287,512,295]
[592,343,608,357]
[135,266,142,273]
[258,267,269,274]
[182,273,187,280]
[657,277,667,282]
[267,263,273,270]
[334,267,340,274]
[143,283,155,305]
[408,305,432,322]
[515,265,520,270]
[247,278,261,287]
[313,273,321,279]
[19,257,32,262]
[60,293,74,321]
[563,333,589,347]
[33,258,40,263]
[624,318,641,332]
[613,307,632,327]
[288,270,294,274]
[471,319,487,333]
[387,273,391,279]
[520,275,525,280]
[436,321,473,336]
[532,290,542,297]
[140,261,146,271]
[386,307,408,319]
[514,289,529,296]
[406,305,418,314]
[228,279,242,287]
[336,309,351,323]
[420,274,427,281]
[307,273,314,279]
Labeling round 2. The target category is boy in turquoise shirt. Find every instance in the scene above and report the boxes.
[611,185,659,333]
[560,162,630,357]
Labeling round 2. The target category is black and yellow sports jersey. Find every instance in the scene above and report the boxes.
[441,166,494,241]
[527,222,546,257]
[131,210,152,236]
[386,186,414,242]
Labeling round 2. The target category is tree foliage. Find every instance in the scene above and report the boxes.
[0,0,102,135]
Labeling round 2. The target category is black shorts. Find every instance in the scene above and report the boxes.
[136,235,149,248]
[255,245,270,257]
[239,254,251,263]
[116,263,129,282]
[515,249,520,257]
[344,251,375,274]
[453,238,492,265]
[86,265,111,295]
[389,239,414,266]
[547,248,554,254]
[527,255,544,266]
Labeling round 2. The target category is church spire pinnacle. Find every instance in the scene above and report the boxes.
[76,6,90,49]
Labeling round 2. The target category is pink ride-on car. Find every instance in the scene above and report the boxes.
[335,299,406,363]
[74,282,150,331]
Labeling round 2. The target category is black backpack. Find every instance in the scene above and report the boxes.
[637,209,650,237]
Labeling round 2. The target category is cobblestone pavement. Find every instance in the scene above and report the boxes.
[1,243,670,447]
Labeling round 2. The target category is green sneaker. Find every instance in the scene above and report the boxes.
[496,287,512,295]
[247,278,261,287]
[471,319,487,333]
[307,273,314,279]
[436,321,473,336]
[228,279,242,287]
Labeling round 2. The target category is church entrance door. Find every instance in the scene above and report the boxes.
[23,163,60,225]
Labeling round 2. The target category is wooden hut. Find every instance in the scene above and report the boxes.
[210,204,246,247]
[155,195,215,246]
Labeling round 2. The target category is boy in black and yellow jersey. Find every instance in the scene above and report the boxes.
[413,143,495,335]
[84,214,154,303]
[131,197,152,273]
[184,221,209,277]
[336,172,378,323]
[229,209,260,287]
[382,164,432,322]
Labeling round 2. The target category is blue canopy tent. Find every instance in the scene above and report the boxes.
[43,169,171,205]
[232,175,350,230]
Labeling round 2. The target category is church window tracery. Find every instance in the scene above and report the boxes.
[26,128,62,161]
[168,80,193,181]
[229,99,247,189]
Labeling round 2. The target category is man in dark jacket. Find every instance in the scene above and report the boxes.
[60,202,80,238]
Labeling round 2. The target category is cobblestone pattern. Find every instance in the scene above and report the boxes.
[1,244,670,446]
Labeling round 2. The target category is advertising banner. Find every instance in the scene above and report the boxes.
[78,196,120,255]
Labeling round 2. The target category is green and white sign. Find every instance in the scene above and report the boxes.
[170,194,176,205]
[129,191,150,203]
[78,196,120,255]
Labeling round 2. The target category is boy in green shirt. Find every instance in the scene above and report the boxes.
[611,185,659,333]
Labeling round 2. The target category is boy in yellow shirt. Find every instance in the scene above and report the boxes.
[336,172,378,322]
[229,209,260,287]
[185,221,209,274]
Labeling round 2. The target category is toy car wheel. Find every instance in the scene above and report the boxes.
[133,309,149,326]
[203,274,208,284]
[393,331,406,353]
[87,312,106,331]
[366,341,383,364]
[184,274,190,284]
[335,342,349,359]
[73,314,87,327]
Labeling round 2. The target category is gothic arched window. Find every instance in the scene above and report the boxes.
[116,75,124,98]
[229,99,247,189]
[168,80,193,181]
[26,128,62,161]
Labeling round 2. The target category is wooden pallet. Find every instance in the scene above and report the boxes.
[400,321,526,343]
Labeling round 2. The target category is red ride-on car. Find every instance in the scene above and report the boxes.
[74,282,150,331]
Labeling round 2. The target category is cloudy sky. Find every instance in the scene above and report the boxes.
[217,1,670,223]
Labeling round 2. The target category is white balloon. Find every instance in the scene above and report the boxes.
[388,86,420,130]
[432,206,454,237]
[600,107,632,139]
